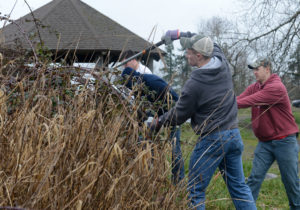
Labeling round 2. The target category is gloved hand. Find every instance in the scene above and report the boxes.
[161,30,197,45]
[161,29,180,45]
[147,117,161,136]
[180,31,196,38]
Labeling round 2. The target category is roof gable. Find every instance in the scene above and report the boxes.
[1,0,156,54]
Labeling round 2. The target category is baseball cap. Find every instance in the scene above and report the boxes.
[248,58,271,69]
[180,34,213,57]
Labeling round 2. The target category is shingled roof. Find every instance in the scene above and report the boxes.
[0,0,161,64]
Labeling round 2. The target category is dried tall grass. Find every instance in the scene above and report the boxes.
[0,57,189,209]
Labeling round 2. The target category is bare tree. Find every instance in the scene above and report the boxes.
[197,1,300,96]
[235,0,300,73]
[230,0,300,98]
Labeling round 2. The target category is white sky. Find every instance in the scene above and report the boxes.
[0,0,239,43]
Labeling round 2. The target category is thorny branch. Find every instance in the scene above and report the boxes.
[0,15,39,65]
[24,0,43,45]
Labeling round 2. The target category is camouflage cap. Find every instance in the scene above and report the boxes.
[180,34,213,57]
[248,58,272,69]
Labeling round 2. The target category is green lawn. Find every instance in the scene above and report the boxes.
[178,108,300,209]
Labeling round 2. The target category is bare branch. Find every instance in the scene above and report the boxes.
[24,0,43,45]
[246,9,300,42]
[0,15,39,64]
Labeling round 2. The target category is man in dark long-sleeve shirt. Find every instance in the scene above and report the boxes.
[151,31,256,210]
[121,67,184,184]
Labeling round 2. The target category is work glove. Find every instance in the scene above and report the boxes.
[180,31,196,38]
[161,29,180,45]
[147,117,161,136]
[161,30,197,45]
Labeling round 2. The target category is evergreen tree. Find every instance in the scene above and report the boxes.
[289,43,300,84]
[160,43,177,82]
[175,48,192,89]
[160,44,192,92]
[288,42,300,98]
[160,43,180,91]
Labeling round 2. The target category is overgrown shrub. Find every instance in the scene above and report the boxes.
[0,54,189,209]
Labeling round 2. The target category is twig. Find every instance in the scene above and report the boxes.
[0,16,39,65]
[24,0,43,44]
[1,0,18,28]
[244,9,300,43]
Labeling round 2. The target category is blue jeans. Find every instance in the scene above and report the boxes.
[247,135,300,209]
[170,126,185,185]
[188,128,256,210]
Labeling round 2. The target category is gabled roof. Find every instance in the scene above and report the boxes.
[0,0,161,62]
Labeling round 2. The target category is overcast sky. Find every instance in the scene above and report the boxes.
[1,0,240,43]
[0,0,241,71]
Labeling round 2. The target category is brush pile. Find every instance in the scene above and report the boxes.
[0,52,188,209]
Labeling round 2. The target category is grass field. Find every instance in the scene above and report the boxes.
[179,107,300,209]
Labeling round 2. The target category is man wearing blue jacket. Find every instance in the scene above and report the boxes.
[121,66,185,185]
[150,31,256,209]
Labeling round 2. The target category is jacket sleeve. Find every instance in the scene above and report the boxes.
[236,85,253,102]
[122,72,142,89]
[212,43,227,61]
[159,85,197,126]
[212,43,222,57]
[237,84,285,108]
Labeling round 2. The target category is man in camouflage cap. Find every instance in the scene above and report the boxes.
[237,57,300,209]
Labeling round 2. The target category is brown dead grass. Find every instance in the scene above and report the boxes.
[0,57,189,209]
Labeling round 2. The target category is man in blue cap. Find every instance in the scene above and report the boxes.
[149,30,256,209]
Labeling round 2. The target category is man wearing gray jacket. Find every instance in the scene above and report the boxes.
[150,31,256,209]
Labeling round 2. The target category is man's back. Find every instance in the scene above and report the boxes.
[122,67,178,116]
[159,43,238,135]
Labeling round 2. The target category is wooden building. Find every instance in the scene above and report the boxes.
[0,0,162,68]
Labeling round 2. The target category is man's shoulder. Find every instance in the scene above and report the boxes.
[248,82,258,89]
[143,74,167,87]
[265,78,286,91]
[143,73,161,80]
